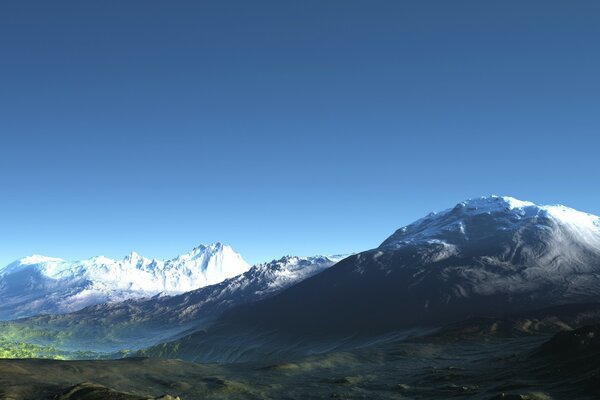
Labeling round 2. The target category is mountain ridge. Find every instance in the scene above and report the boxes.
[0,254,346,357]
[0,242,250,319]
[140,196,600,362]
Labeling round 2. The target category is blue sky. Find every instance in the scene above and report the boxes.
[1,1,599,266]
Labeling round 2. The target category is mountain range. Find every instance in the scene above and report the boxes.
[0,254,345,357]
[2,195,600,366]
[139,195,600,362]
[0,243,250,319]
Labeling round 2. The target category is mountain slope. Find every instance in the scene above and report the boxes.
[0,243,250,319]
[0,255,345,356]
[231,196,600,332]
[144,196,600,361]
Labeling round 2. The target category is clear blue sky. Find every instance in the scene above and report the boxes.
[1,1,599,266]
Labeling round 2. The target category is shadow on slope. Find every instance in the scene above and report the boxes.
[2,323,600,399]
[138,303,600,365]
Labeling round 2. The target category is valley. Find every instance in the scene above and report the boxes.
[1,317,599,399]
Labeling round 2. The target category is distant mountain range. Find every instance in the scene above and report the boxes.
[0,254,345,357]
[0,243,250,319]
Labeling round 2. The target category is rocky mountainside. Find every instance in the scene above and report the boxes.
[142,196,600,362]
[224,196,600,333]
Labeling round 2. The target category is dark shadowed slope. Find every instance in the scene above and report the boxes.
[3,323,600,400]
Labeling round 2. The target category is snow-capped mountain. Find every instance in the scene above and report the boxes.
[3,254,346,355]
[186,196,600,344]
[0,243,250,319]
[373,195,600,302]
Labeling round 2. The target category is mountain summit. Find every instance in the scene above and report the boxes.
[381,195,600,249]
[0,243,250,319]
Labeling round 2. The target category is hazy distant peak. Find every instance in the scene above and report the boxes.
[0,243,251,319]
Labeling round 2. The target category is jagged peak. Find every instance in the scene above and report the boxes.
[259,254,348,269]
[180,242,234,260]
[123,251,143,262]
[2,242,250,289]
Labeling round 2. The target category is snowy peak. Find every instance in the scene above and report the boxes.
[123,251,146,263]
[19,254,65,264]
[261,254,347,272]
[380,195,600,249]
[228,254,347,296]
[165,242,250,287]
[181,242,224,258]
[446,195,598,224]
[0,243,251,319]
[455,195,535,211]
[4,243,250,283]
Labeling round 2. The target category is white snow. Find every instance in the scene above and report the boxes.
[453,195,536,211]
[254,254,346,292]
[0,243,251,319]
[15,254,65,266]
[542,204,600,244]
[381,195,600,249]
[376,195,600,306]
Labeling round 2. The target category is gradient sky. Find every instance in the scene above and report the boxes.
[1,1,599,266]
